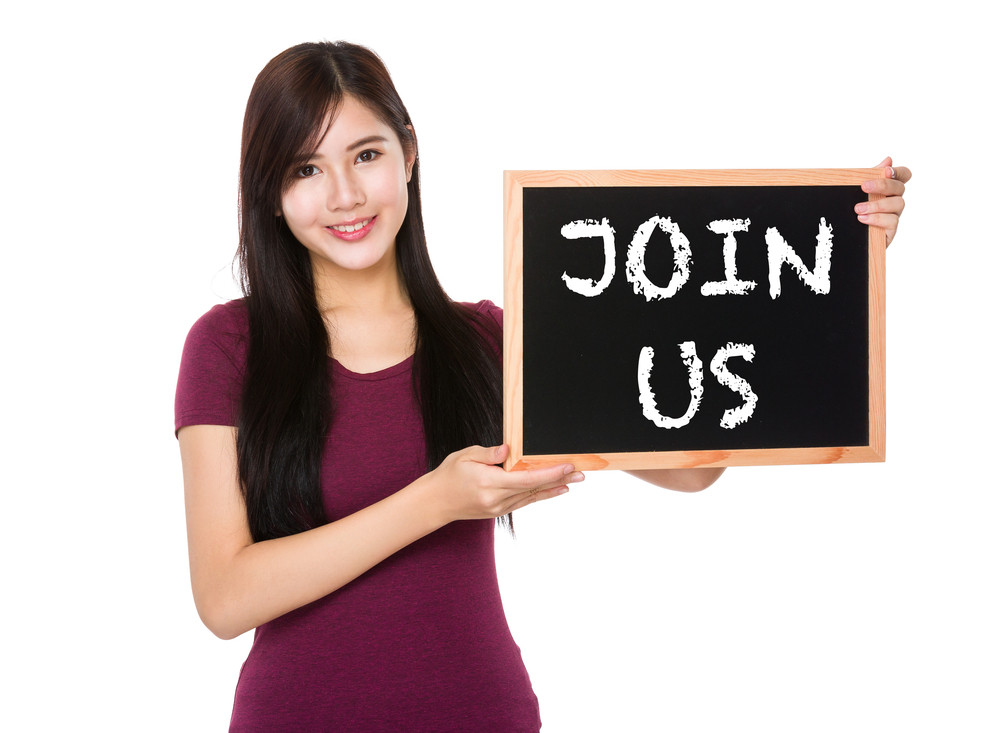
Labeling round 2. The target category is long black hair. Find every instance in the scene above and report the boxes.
[235,41,505,542]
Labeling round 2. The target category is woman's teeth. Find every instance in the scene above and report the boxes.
[330,218,371,232]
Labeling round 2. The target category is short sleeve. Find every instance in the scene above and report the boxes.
[174,301,248,436]
[474,299,503,332]
[466,299,503,364]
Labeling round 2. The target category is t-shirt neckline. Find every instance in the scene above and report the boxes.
[328,354,414,381]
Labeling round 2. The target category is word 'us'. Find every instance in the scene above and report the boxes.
[639,341,757,430]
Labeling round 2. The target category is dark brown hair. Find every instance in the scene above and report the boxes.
[235,41,505,541]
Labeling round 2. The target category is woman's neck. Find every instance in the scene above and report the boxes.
[309,249,416,372]
[310,249,411,318]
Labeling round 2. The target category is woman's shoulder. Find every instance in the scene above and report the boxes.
[182,299,250,366]
[455,300,502,360]
[457,299,502,329]
[462,299,501,314]
[175,299,248,434]
[187,298,249,343]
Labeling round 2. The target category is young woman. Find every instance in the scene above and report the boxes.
[176,41,909,732]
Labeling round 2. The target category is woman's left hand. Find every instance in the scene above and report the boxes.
[856,156,911,247]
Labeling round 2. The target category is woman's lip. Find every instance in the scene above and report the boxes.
[326,215,377,241]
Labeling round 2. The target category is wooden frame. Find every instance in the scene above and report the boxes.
[502,169,886,471]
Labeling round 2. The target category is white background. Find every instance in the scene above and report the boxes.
[3,1,997,731]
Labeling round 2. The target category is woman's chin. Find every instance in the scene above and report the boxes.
[308,246,395,276]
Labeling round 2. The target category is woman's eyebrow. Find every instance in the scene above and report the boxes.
[292,151,325,164]
[347,135,388,152]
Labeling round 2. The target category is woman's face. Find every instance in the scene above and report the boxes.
[280,96,415,278]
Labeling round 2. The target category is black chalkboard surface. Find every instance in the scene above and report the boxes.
[502,170,886,471]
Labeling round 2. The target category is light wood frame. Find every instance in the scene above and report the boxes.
[502,169,886,471]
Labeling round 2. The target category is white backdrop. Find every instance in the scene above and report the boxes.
[3,1,997,731]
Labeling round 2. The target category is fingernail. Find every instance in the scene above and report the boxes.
[556,487,569,495]
[855,202,868,214]
[569,472,585,483]
[888,167,896,179]
[858,214,870,223]
[562,465,575,475]
[862,181,873,192]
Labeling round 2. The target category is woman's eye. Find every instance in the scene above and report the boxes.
[297,164,319,177]
[356,149,380,164]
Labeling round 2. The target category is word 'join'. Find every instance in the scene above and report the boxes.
[560,216,833,300]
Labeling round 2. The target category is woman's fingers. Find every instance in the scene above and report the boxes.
[504,485,571,513]
[509,462,575,490]
[883,160,912,184]
[855,196,905,216]
[444,444,582,519]
[872,156,912,184]
[859,157,910,247]
[465,443,508,465]
[470,445,575,488]
[485,460,582,515]
[857,212,899,229]
[506,474,583,512]
[860,213,899,244]
[862,177,906,196]
[528,470,583,493]
[503,470,584,511]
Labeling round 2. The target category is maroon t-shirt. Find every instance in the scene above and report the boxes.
[175,299,540,733]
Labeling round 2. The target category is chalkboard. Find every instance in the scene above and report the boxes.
[502,169,886,471]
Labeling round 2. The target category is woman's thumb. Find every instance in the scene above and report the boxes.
[479,443,508,464]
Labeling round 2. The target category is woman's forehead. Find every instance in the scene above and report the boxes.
[315,97,397,151]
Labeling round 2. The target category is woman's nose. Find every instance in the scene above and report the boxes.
[327,169,365,211]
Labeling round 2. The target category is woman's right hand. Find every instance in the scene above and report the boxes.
[181,429,579,640]
[420,443,583,525]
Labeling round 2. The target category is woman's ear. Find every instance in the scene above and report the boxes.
[405,125,417,182]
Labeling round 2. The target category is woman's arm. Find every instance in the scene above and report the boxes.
[180,426,580,640]
[624,467,726,492]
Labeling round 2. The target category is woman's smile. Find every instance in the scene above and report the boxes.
[326,215,377,240]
